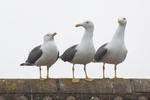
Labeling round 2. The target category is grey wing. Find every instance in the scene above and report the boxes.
[26,45,43,64]
[56,51,59,61]
[94,43,108,62]
[60,44,78,62]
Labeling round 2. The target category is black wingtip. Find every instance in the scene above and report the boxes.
[20,62,33,66]
[60,55,66,62]
[20,63,25,66]
[93,58,99,63]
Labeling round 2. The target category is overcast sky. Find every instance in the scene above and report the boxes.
[0,0,150,79]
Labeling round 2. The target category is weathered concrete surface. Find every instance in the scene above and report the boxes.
[0,79,149,100]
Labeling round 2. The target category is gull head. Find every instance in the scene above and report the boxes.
[44,32,57,41]
[118,17,127,25]
[75,21,94,30]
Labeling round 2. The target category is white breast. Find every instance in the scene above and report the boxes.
[72,41,95,64]
[102,41,127,64]
[35,41,58,67]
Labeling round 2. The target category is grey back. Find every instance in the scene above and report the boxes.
[26,45,42,64]
[61,44,78,62]
[94,43,108,62]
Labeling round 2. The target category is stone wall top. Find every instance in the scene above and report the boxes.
[0,79,149,94]
[0,79,149,100]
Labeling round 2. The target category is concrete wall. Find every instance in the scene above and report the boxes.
[0,79,149,100]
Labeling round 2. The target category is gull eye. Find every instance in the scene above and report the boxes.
[86,21,89,24]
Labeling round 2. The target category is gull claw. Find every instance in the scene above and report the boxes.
[85,78,94,81]
[72,79,80,83]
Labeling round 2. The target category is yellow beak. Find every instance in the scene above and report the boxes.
[75,24,83,27]
[118,20,123,23]
[51,32,57,37]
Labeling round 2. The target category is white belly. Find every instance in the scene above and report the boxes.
[35,42,58,67]
[72,43,95,64]
[102,43,127,64]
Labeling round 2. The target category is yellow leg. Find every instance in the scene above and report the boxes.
[84,64,93,81]
[47,67,50,79]
[114,64,118,81]
[103,63,105,79]
[39,67,44,80]
[72,64,80,83]
[39,67,42,80]
[73,64,75,79]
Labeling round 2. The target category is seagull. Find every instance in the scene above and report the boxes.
[20,32,59,80]
[61,21,95,83]
[94,18,128,80]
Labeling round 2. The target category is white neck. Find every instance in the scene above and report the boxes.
[80,28,94,44]
[111,24,126,43]
[43,39,54,44]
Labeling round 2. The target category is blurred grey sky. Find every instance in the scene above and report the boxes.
[0,0,150,79]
